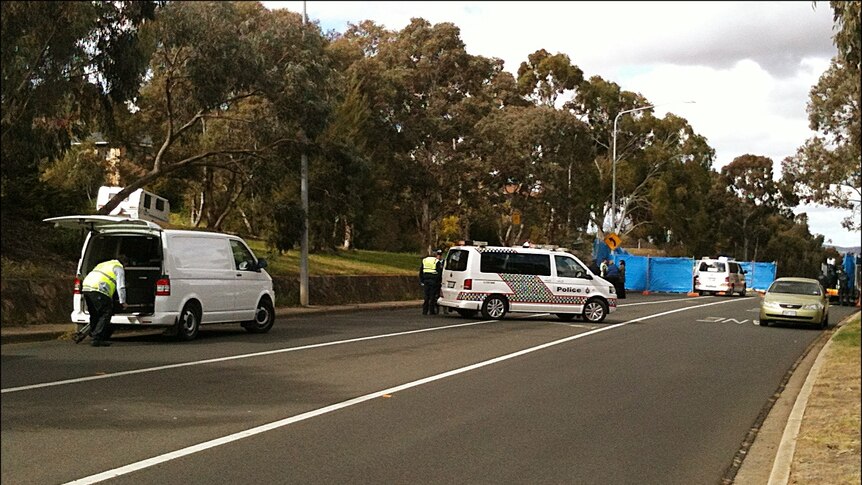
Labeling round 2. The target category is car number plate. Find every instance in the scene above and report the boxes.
[447,281,455,288]
[782,310,797,316]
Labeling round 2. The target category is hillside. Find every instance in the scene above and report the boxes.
[1,214,419,278]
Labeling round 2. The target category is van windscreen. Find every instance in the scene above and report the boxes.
[445,250,469,272]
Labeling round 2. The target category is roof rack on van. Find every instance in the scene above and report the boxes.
[462,240,487,247]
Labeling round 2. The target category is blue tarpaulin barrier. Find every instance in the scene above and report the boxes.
[647,257,696,293]
[594,237,777,293]
[739,262,778,291]
[843,253,857,289]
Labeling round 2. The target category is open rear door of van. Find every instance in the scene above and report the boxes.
[44,215,163,232]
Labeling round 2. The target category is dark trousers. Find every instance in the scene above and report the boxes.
[83,291,113,341]
[422,281,440,315]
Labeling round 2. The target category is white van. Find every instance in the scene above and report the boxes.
[437,243,617,322]
[44,215,275,341]
[693,257,746,296]
[96,186,170,225]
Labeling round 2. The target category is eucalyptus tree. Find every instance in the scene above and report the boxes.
[719,154,790,260]
[346,18,499,253]
[1,1,158,216]
[783,0,861,231]
[473,105,594,246]
[516,49,583,107]
[96,2,333,224]
[565,76,713,241]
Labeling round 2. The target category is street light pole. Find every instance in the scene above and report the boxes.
[300,1,309,306]
[610,101,695,233]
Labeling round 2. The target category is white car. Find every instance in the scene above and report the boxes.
[693,257,746,296]
[45,215,275,341]
[437,243,617,322]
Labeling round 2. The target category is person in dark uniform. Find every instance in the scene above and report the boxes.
[420,249,444,315]
[837,268,850,306]
[617,259,627,299]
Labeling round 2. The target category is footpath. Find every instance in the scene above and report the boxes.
[1,302,859,484]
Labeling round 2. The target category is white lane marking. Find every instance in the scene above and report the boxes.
[2,319,497,394]
[62,298,740,484]
[1,298,731,394]
[618,296,710,307]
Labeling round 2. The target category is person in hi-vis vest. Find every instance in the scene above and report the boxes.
[81,254,128,346]
[419,249,444,315]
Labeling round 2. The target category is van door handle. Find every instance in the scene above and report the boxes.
[236,273,243,277]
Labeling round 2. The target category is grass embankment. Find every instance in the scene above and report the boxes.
[1,215,421,278]
[790,312,861,484]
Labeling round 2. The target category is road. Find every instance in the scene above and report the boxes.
[2,294,857,484]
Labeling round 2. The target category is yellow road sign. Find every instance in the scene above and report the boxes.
[604,233,621,250]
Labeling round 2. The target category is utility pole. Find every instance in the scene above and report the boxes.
[300,1,309,306]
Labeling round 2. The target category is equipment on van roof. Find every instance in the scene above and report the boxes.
[96,186,170,225]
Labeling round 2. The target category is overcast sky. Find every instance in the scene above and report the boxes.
[265,1,860,247]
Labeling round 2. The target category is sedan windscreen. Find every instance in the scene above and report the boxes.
[769,281,822,295]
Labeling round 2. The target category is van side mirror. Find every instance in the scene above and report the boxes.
[256,259,268,271]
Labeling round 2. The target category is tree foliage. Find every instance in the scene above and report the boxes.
[0,2,837,274]
[783,1,861,230]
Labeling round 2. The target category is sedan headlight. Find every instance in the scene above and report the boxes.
[802,303,822,310]
[762,301,782,310]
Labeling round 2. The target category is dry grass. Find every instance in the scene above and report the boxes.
[790,313,861,484]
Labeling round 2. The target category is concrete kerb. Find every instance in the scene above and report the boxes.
[0,300,423,345]
[732,311,859,484]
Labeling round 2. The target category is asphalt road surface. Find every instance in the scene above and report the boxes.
[2,294,857,485]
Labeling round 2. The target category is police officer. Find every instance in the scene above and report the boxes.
[420,249,443,315]
[837,268,850,306]
[81,254,128,346]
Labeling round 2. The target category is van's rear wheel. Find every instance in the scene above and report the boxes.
[244,299,274,333]
[176,303,201,341]
[582,299,608,323]
[481,296,507,319]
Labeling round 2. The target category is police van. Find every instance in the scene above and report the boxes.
[693,256,746,296]
[437,243,617,322]
[44,215,275,341]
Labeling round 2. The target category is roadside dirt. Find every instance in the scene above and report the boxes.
[790,315,861,484]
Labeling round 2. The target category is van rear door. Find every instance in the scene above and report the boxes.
[44,215,163,232]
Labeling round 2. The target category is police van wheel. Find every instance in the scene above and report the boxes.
[244,299,274,333]
[481,296,507,319]
[556,313,576,322]
[582,299,608,323]
[456,309,478,318]
[738,285,746,297]
[176,303,201,341]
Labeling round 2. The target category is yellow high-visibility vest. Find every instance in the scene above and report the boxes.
[422,256,438,274]
[82,260,122,297]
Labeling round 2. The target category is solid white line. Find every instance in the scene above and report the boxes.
[618,296,709,307]
[62,298,742,484]
[1,320,495,394]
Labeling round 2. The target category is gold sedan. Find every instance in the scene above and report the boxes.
[759,277,829,329]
